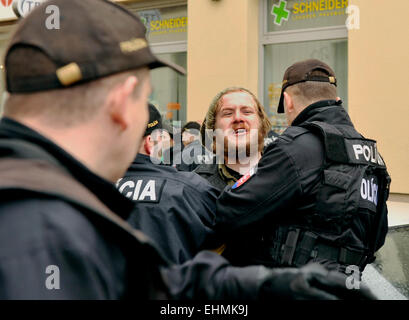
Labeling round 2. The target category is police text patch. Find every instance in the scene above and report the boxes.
[345,139,385,167]
[359,173,379,212]
[116,178,166,203]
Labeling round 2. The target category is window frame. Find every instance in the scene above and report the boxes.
[258,0,348,107]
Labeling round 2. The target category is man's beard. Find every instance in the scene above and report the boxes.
[214,129,263,164]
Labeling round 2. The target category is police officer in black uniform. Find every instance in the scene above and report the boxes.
[118,104,218,264]
[263,129,280,149]
[177,121,213,172]
[216,59,391,275]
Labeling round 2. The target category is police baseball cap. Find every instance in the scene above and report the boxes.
[144,103,163,137]
[5,0,186,93]
[277,59,337,113]
[182,121,201,133]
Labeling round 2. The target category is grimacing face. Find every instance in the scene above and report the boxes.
[214,91,261,159]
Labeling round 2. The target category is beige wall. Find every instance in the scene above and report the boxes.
[349,0,409,194]
[187,0,259,122]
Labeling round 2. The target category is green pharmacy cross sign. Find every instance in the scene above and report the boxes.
[271,0,290,26]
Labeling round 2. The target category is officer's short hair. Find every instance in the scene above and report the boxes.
[277,59,338,112]
[287,70,337,107]
[3,68,148,127]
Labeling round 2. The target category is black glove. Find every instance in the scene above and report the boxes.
[259,263,376,300]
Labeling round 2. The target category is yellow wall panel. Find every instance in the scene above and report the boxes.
[349,0,409,193]
[187,0,259,122]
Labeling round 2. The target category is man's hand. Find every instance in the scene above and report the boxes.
[259,263,376,300]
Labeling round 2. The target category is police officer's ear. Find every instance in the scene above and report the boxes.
[142,135,154,155]
[283,91,295,114]
[107,76,139,131]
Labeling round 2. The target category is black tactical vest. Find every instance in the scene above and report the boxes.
[265,121,390,272]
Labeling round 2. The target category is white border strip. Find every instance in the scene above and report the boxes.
[150,40,187,54]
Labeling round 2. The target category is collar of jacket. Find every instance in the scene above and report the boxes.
[130,153,179,175]
[132,153,153,165]
[0,117,135,220]
[291,99,353,127]
[218,164,240,187]
[194,162,218,175]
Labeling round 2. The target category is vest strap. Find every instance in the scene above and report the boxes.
[301,121,350,163]
[280,228,300,266]
[274,227,369,269]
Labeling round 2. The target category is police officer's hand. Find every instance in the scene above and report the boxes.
[259,263,376,300]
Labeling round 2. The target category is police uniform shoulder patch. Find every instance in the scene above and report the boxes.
[116,177,166,203]
[359,173,379,213]
[232,167,257,190]
[345,138,385,167]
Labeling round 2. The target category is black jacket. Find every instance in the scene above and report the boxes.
[216,100,390,270]
[0,117,171,299]
[118,154,218,264]
[0,117,274,300]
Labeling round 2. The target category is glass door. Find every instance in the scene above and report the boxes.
[150,51,187,123]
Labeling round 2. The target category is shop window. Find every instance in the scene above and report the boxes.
[150,52,187,123]
[130,4,188,123]
[264,39,348,133]
[262,0,349,134]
